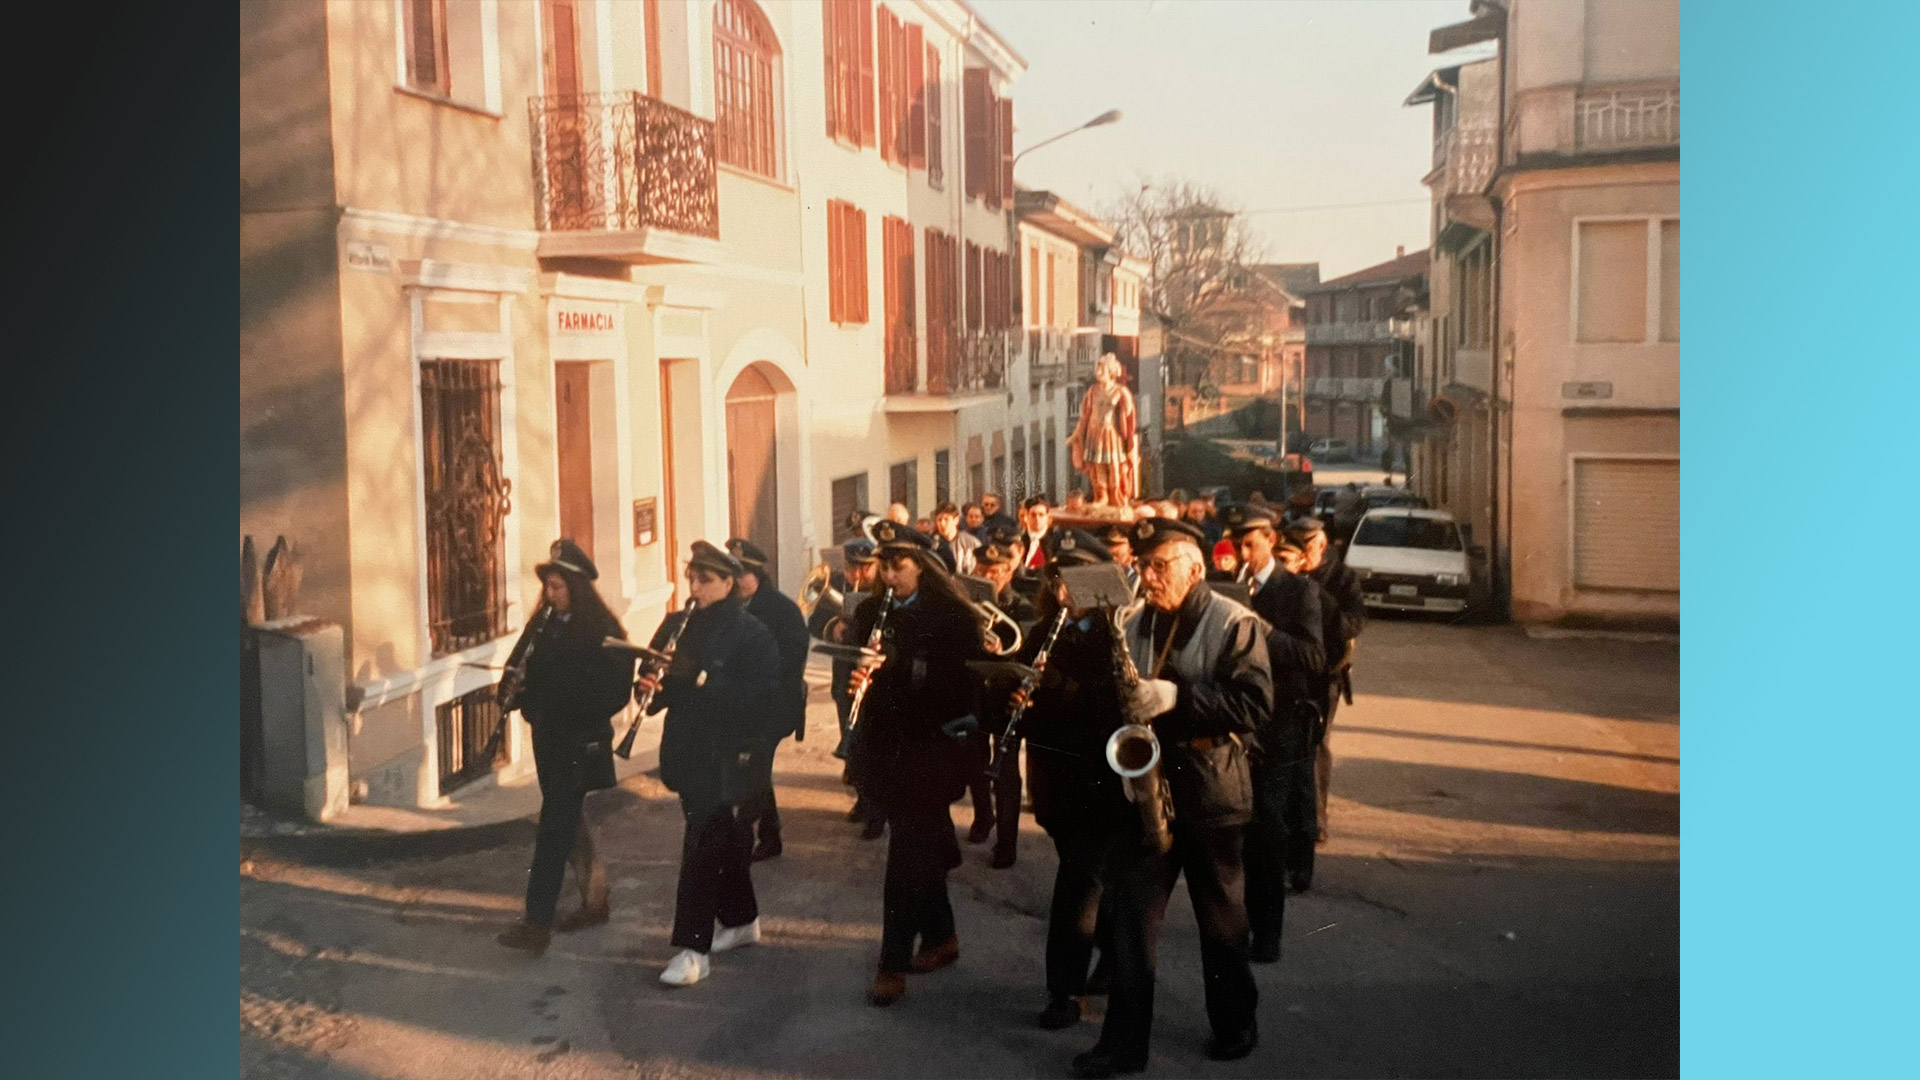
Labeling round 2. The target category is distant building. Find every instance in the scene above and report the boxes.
[1301,248,1428,457]
[1408,0,1678,626]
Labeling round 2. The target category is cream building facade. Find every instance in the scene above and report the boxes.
[1411,0,1678,626]
[240,0,1047,813]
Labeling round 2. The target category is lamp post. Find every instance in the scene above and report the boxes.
[1012,108,1123,170]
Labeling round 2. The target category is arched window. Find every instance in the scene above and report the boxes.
[713,0,782,179]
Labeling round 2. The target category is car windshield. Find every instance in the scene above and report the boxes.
[1353,516,1463,551]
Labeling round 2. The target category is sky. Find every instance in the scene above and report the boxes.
[968,0,1487,280]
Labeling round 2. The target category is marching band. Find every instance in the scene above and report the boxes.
[498,499,1355,1077]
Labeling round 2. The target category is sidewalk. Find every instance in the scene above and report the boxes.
[240,660,841,865]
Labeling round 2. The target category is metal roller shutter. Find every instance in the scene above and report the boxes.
[1572,458,1679,592]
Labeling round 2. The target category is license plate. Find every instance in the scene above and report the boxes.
[1389,584,1420,598]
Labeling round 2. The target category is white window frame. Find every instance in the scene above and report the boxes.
[392,0,504,115]
[1568,214,1679,346]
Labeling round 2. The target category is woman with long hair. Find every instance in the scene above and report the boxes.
[845,522,989,1007]
[496,539,636,957]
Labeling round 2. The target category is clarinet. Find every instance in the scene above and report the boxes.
[987,605,1070,782]
[614,596,698,759]
[843,587,895,733]
[485,602,554,760]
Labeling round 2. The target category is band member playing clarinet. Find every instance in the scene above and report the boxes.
[636,542,782,987]
[1013,528,1127,1032]
[1072,518,1273,1079]
[496,540,637,957]
[846,522,989,1007]
[725,538,811,862]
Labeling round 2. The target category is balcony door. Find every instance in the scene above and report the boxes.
[542,0,590,227]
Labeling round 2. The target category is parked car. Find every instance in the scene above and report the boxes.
[1308,438,1353,463]
[1343,508,1481,615]
[1360,485,1431,512]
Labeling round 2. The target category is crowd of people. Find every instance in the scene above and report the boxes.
[485,477,1367,1079]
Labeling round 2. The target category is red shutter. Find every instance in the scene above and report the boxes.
[857,2,876,147]
[963,68,988,200]
[877,8,896,163]
[925,47,943,184]
[823,1,840,138]
[998,96,1014,209]
[855,209,868,323]
[827,203,841,323]
[906,25,926,169]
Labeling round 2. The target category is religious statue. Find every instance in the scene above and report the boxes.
[1068,353,1140,509]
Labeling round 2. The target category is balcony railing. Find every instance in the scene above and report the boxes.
[529,92,719,239]
[1306,376,1386,400]
[1444,120,1498,198]
[1575,85,1679,152]
[1307,320,1397,346]
[928,328,1013,396]
[1067,333,1102,382]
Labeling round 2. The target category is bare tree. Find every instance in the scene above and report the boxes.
[1104,176,1267,391]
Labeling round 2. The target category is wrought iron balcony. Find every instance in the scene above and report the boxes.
[885,329,1015,412]
[1441,120,1498,198]
[529,92,721,263]
[1306,320,1399,346]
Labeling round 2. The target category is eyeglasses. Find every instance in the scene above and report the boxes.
[1140,554,1193,576]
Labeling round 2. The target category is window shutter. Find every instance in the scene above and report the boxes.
[877,8,896,163]
[855,208,869,323]
[925,47,942,183]
[906,25,926,169]
[998,96,1014,209]
[964,68,988,200]
[965,242,981,332]
[823,1,842,139]
[547,0,581,99]
[857,1,876,147]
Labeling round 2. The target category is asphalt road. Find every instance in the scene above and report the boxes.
[242,615,1678,1080]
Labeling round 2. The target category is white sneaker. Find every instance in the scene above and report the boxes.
[711,919,761,954]
[659,948,710,986]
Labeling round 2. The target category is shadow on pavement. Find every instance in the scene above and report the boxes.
[1332,757,1678,836]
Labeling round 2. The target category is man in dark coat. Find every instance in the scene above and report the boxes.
[828,538,887,839]
[1071,518,1273,1079]
[639,541,783,986]
[966,537,1036,865]
[845,521,990,1007]
[1224,506,1326,962]
[1287,515,1365,885]
[978,491,1019,540]
[1013,529,1130,1031]
[725,538,812,861]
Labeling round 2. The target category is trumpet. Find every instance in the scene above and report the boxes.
[975,598,1025,656]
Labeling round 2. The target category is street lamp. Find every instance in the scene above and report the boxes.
[1013,109,1123,169]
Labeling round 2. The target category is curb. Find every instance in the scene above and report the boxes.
[241,814,539,868]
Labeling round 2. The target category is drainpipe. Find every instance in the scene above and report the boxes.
[1489,6,1511,621]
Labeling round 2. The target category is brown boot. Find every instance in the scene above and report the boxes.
[496,921,552,956]
[868,970,907,1007]
[554,903,609,933]
[909,935,959,974]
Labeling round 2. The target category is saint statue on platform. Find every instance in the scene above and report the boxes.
[1068,353,1140,509]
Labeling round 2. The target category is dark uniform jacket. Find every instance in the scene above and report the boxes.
[1244,563,1326,764]
[846,588,987,811]
[1019,605,1135,837]
[1309,556,1367,700]
[746,585,812,741]
[1127,586,1273,829]
[646,600,782,812]
[994,582,1038,630]
[505,605,634,794]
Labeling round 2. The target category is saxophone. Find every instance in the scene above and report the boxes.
[1104,597,1174,855]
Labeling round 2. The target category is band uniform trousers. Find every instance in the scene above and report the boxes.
[737,736,786,845]
[879,799,963,973]
[1098,821,1258,1058]
[967,736,1024,853]
[524,717,610,928]
[671,801,759,953]
[1315,687,1341,834]
[1046,827,1115,1001]
[1246,754,1315,941]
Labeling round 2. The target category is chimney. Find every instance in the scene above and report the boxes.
[1396,245,1405,259]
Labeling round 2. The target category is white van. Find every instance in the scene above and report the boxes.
[1308,438,1352,463]
[1343,508,1474,614]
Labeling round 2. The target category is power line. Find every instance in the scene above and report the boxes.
[1239,197,1430,216]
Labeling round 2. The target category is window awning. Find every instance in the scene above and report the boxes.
[1430,11,1503,54]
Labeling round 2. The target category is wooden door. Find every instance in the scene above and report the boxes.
[544,0,588,225]
[555,363,595,561]
[725,367,780,584]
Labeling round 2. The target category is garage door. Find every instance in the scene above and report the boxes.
[1572,457,1679,592]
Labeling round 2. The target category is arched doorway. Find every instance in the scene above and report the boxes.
[725,365,780,582]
